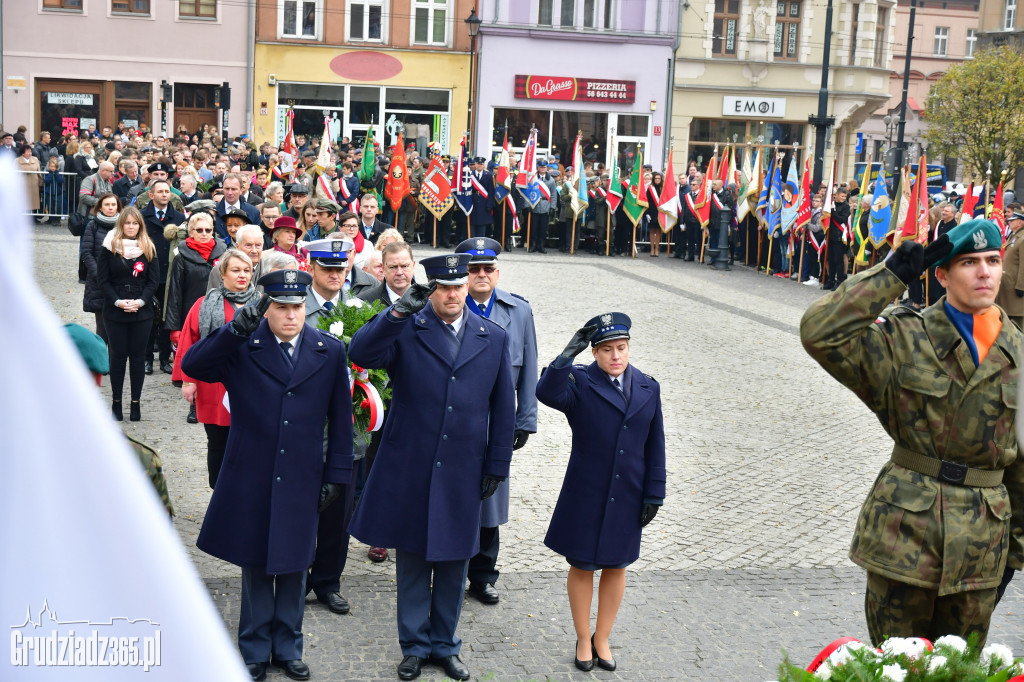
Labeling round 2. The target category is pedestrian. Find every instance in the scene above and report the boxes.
[535,312,666,672]
[822,187,850,290]
[455,237,538,606]
[646,172,664,256]
[96,206,161,422]
[677,174,702,260]
[16,144,42,218]
[172,249,259,487]
[42,155,67,224]
[77,161,114,222]
[347,253,516,681]
[996,210,1024,329]
[801,219,1024,646]
[181,269,353,682]
[81,192,123,341]
[270,216,308,265]
[529,161,557,253]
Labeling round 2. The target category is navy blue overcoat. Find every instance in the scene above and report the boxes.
[536,361,666,566]
[347,305,516,561]
[182,321,353,574]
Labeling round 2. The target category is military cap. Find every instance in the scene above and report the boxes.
[421,253,472,285]
[148,161,173,175]
[585,312,632,346]
[932,218,1004,269]
[1009,211,1024,222]
[537,160,548,168]
[258,269,312,304]
[642,164,653,170]
[441,155,451,162]
[64,323,109,379]
[473,156,487,164]
[185,199,217,215]
[314,199,341,214]
[455,237,502,264]
[271,215,304,236]
[306,238,349,268]
[223,207,250,222]
[288,182,310,195]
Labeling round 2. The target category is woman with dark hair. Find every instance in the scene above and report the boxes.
[97,207,160,421]
[646,172,665,256]
[82,192,123,341]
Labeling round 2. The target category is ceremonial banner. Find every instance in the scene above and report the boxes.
[569,133,589,219]
[658,153,679,231]
[453,136,474,216]
[796,156,812,232]
[494,132,512,204]
[755,151,773,227]
[993,180,1007,240]
[314,115,332,175]
[766,154,784,236]
[622,147,648,228]
[359,126,379,205]
[867,172,892,246]
[278,108,297,179]
[696,153,717,228]
[737,148,753,222]
[515,129,543,210]
[606,134,622,213]
[960,182,979,224]
[780,156,800,235]
[418,156,454,220]
[384,132,410,212]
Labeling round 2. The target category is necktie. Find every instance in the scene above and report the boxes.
[446,323,457,335]
[280,341,294,366]
[323,300,333,311]
[157,209,164,221]
[613,377,623,392]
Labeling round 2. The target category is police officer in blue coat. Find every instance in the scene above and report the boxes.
[348,253,516,682]
[469,157,496,239]
[182,269,353,682]
[455,237,538,606]
[535,313,666,673]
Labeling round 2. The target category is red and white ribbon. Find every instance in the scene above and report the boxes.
[353,379,384,432]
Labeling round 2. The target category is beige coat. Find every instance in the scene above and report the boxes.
[997,225,1024,319]
[17,154,41,210]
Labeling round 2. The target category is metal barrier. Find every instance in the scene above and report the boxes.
[17,170,80,222]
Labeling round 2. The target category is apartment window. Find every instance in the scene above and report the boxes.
[584,0,596,27]
[349,0,384,41]
[1006,0,1016,29]
[774,0,801,59]
[849,3,860,62]
[713,0,739,56]
[966,28,977,57]
[933,26,948,55]
[112,0,150,14]
[179,0,217,18]
[539,0,553,25]
[604,0,613,27]
[413,0,447,44]
[560,0,575,26]
[874,6,889,66]
[43,0,83,9]
[280,0,319,38]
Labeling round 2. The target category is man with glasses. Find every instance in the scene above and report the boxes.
[336,212,378,299]
[677,173,703,261]
[454,237,537,606]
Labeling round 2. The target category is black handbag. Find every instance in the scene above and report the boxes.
[68,212,87,237]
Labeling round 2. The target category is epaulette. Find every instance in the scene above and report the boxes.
[510,292,529,303]
[314,328,344,343]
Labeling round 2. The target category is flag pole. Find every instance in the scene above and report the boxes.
[432,215,437,248]
[798,229,806,282]
[632,219,637,258]
[527,212,531,250]
[606,200,611,256]
[501,201,506,249]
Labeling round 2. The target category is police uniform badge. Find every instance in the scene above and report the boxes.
[285,271,297,284]
[476,238,485,251]
[446,255,459,269]
[331,240,343,253]
[601,313,613,326]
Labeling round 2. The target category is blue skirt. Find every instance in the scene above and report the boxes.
[566,557,632,571]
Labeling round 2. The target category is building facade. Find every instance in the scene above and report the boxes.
[2,0,249,141]
[671,0,894,182]
[252,0,475,156]
[473,0,678,173]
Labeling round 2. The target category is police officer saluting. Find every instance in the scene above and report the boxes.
[802,219,1024,646]
[455,237,538,605]
[182,269,353,681]
[347,253,515,681]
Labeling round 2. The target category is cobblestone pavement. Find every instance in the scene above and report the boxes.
[36,225,1024,680]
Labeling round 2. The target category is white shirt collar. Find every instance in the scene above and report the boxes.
[385,284,404,303]
[311,287,339,309]
[605,367,627,384]
[273,331,300,351]
[447,310,466,334]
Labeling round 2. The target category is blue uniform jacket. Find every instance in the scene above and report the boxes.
[536,361,666,566]
[471,288,538,527]
[470,171,496,226]
[347,305,516,561]
[182,321,353,574]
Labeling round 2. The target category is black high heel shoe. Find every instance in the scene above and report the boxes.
[111,399,123,422]
[574,640,593,672]
[129,401,141,422]
[592,635,616,671]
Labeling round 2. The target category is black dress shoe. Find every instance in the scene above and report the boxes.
[111,400,123,422]
[271,659,310,680]
[247,662,268,681]
[187,403,198,424]
[129,401,141,422]
[144,359,153,375]
[467,582,499,604]
[317,591,350,614]
[160,361,174,374]
[397,655,424,680]
[428,654,469,680]
[574,640,594,671]
[592,635,616,671]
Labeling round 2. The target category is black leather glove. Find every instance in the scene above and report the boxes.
[559,324,598,362]
[392,281,436,316]
[885,241,925,285]
[230,295,271,337]
[640,504,660,527]
[512,430,530,451]
[480,476,504,500]
[923,233,953,271]
[318,483,343,513]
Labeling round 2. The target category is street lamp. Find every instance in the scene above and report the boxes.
[465,8,482,153]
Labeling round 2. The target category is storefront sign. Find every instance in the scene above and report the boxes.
[122,119,139,128]
[7,76,26,90]
[80,118,97,130]
[61,117,79,136]
[514,75,635,104]
[722,96,786,118]
[48,92,94,106]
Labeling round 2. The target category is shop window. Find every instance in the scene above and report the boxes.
[849,3,859,62]
[539,0,553,25]
[413,0,448,45]
[561,0,575,25]
[179,0,217,18]
[278,82,346,107]
[966,28,977,57]
[175,84,218,108]
[552,111,607,166]
[874,6,888,67]
[773,0,800,60]
[112,0,151,14]
[43,0,83,10]
[349,0,385,42]
[280,0,320,39]
[39,86,101,142]
[933,26,948,56]
[349,86,382,125]
[713,0,739,57]
[493,107,551,149]
[617,115,649,137]
[384,87,448,112]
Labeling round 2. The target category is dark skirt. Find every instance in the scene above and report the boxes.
[566,557,632,571]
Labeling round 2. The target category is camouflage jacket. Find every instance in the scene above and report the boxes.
[127,435,174,517]
[801,262,1024,595]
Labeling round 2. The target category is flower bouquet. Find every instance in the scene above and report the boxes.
[316,297,391,447]
[776,634,1024,681]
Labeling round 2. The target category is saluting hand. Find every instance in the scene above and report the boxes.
[231,295,270,337]
[559,324,598,362]
[392,281,437,317]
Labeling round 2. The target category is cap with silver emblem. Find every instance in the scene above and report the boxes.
[257,269,313,303]
[420,253,472,285]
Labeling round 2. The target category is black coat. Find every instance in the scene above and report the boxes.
[164,240,227,332]
[96,246,161,324]
[827,201,851,245]
[141,202,187,283]
[81,217,117,313]
[112,175,142,201]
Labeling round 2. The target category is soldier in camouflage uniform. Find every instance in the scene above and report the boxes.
[128,435,174,517]
[801,219,1024,646]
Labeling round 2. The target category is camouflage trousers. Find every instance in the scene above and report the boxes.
[865,571,996,647]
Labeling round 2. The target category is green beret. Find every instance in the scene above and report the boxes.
[932,218,1003,269]
[64,323,109,375]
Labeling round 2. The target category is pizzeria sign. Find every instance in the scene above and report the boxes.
[514,75,636,104]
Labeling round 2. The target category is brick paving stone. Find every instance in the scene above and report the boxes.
[33,226,1024,679]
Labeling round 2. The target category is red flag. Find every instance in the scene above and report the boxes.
[960,182,979,222]
[279,109,297,180]
[658,154,679,231]
[994,180,1007,240]
[796,156,812,231]
[384,132,411,212]
[717,147,731,185]
[696,154,717,228]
